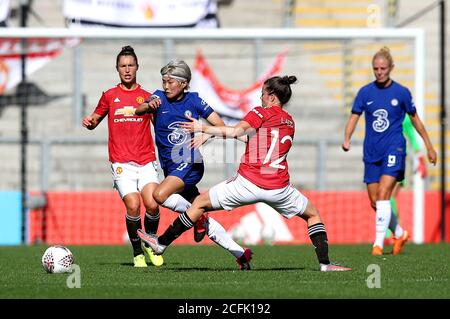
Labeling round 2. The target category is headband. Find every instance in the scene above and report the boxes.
[162,74,188,82]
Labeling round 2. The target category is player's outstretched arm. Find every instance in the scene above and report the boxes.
[181,115,252,139]
[408,113,437,165]
[205,111,248,143]
[342,113,360,151]
[189,132,217,149]
[205,111,225,127]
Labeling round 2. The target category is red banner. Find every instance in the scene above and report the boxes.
[190,49,288,121]
[0,38,78,94]
[28,190,448,245]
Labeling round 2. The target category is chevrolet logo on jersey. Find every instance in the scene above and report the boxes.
[114,106,135,117]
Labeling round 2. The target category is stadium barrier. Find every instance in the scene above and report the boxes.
[0,191,21,245]
[27,190,449,245]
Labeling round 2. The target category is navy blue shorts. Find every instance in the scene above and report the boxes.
[364,153,406,184]
[163,162,204,188]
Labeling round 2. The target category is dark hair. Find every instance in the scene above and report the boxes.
[263,75,298,105]
[116,45,138,68]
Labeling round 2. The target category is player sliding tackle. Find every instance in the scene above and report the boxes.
[138,75,351,272]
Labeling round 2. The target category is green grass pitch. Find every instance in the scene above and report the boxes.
[0,244,449,299]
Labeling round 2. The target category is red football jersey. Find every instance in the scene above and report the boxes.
[237,106,295,189]
[93,84,156,165]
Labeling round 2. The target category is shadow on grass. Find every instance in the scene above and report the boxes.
[160,266,307,272]
[103,263,309,271]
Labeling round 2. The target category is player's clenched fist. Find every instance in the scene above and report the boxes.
[82,116,95,130]
[341,141,350,152]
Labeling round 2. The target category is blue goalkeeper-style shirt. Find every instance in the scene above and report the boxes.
[351,81,417,163]
[152,89,214,172]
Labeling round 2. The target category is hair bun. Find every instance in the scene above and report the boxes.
[121,45,134,52]
[288,75,297,84]
[280,75,297,85]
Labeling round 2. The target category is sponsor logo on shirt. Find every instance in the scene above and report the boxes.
[113,106,143,123]
[281,118,294,127]
[391,99,398,106]
[114,97,120,102]
[372,109,389,133]
[114,117,143,123]
[167,122,189,145]
[114,106,135,117]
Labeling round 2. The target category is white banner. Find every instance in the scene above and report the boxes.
[0,38,78,94]
[0,0,10,23]
[190,49,288,122]
[63,0,218,28]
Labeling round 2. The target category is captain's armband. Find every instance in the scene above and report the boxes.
[145,95,160,104]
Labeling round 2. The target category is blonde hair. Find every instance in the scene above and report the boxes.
[160,59,191,83]
[372,46,394,66]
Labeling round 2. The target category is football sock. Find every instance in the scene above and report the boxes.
[388,210,404,238]
[159,212,193,246]
[374,200,392,248]
[144,211,160,235]
[207,217,245,258]
[162,194,191,213]
[386,197,398,238]
[394,225,405,238]
[161,194,244,257]
[308,223,330,265]
[125,214,143,257]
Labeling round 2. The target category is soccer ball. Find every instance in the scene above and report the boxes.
[41,245,74,273]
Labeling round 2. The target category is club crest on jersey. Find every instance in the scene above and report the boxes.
[184,110,192,118]
[167,122,188,145]
[391,99,398,106]
[136,96,145,104]
[116,166,123,174]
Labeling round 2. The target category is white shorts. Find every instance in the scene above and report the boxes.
[111,161,160,199]
[209,173,308,219]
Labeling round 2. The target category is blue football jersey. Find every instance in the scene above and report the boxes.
[352,81,417,163]
[152,90,214,170]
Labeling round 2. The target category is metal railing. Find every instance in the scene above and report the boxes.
[0,136,363,191]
